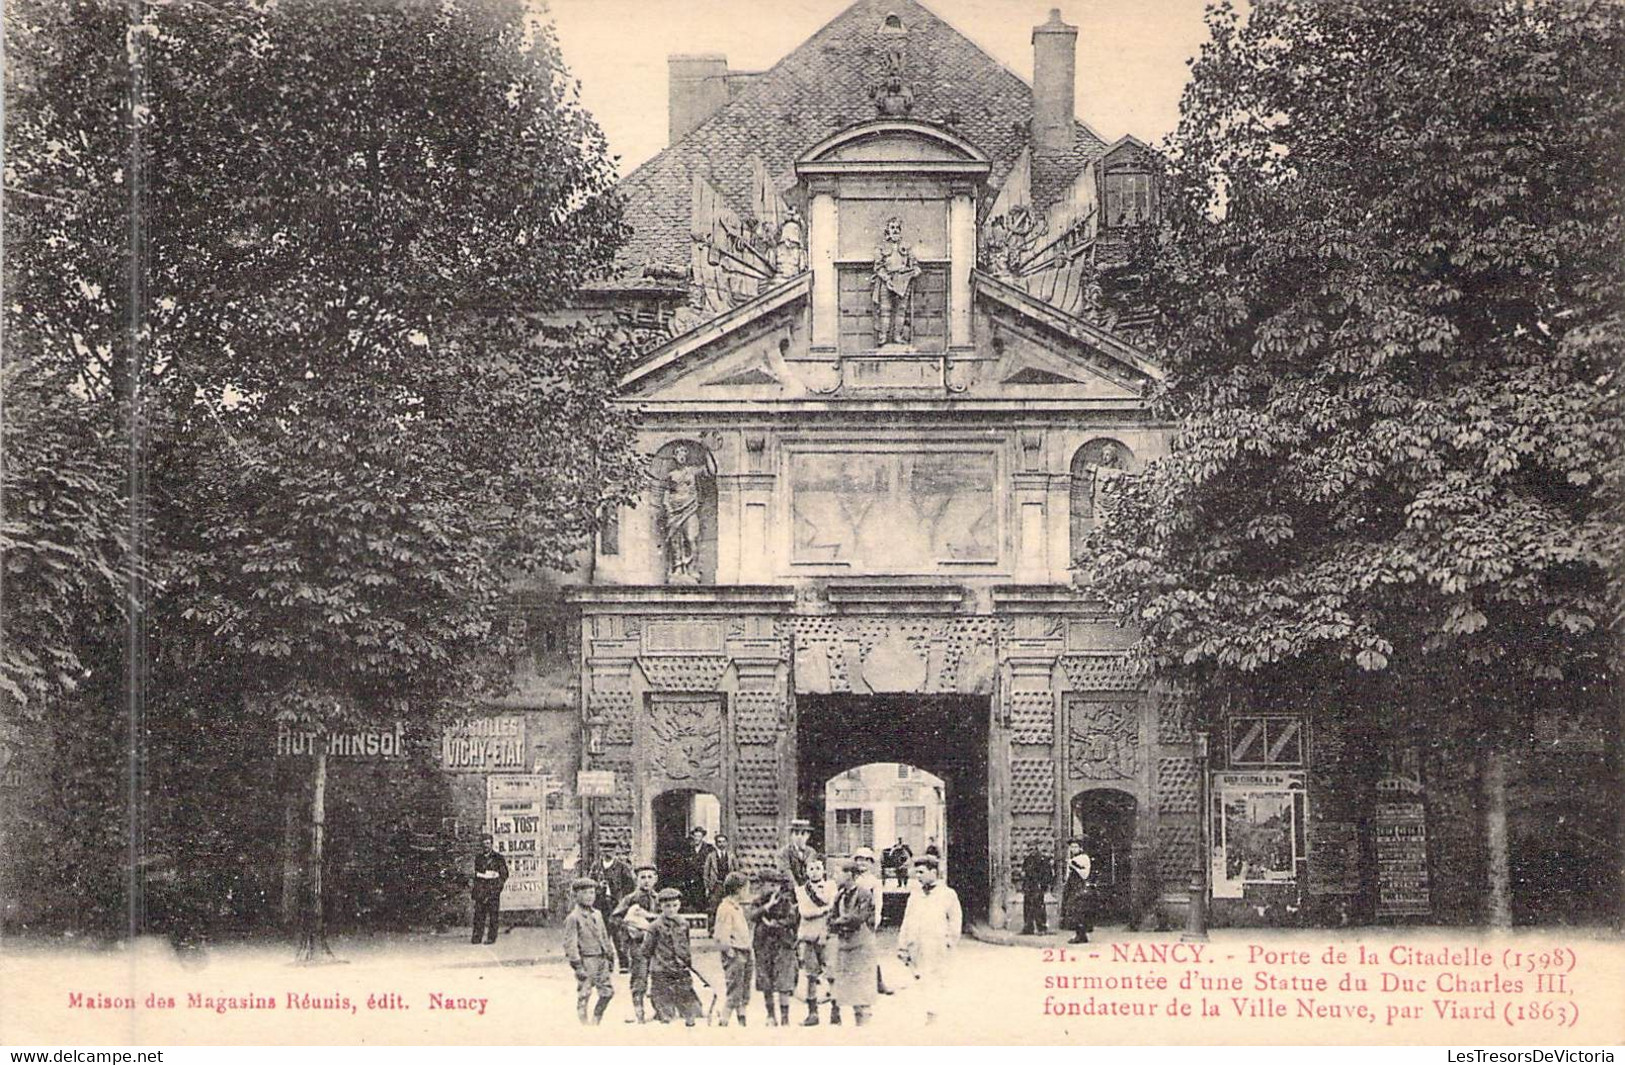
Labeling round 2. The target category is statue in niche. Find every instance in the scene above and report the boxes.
[1090,442,1127,521]
[1075,440,1129,522]
[774,207,806,279]
[659,444,714,584]
[871,216,921,347]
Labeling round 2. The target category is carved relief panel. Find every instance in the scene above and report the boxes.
[1066,694,1141,782]
[645,693,726,787]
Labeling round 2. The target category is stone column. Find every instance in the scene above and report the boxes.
[948,182,976,351]
[809,178,839,354]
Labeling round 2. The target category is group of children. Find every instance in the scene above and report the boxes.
[563,836,958,1029]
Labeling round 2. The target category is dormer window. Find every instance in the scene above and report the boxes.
[1103,169,1152,228]
[882,13,905,32]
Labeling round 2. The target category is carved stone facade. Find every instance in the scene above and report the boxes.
[575,594,1206,929]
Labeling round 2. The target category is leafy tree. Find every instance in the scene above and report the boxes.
[1083,0,1623,926]
[4,0,640,948]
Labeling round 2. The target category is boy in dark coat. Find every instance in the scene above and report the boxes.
[751,869,800,1026]
[642,887,703,1026]
[612,865,659,1022]
[594,847,636,971]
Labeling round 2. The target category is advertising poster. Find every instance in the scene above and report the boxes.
[1,0,1621,1055]
[485,776,547,912]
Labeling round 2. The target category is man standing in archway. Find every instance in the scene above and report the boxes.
[684,827,716,913]
[704,832,734,920]
[898,855,962,1025]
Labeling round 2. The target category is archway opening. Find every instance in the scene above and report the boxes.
[652,788,720,913]
[824,762,947,891]
[1070,788,1137,924]
[798,694,989,922]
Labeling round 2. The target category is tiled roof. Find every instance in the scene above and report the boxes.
[614,0,1106,273]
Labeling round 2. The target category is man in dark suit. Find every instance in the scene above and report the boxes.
[470,834,508,945]
[704,832,734,918]
[1020,842,1054,934]
[684,827,716,912]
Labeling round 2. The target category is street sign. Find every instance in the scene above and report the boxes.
[577,770,615,796]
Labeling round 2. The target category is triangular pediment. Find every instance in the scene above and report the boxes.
[1002,366,1080,386]
[619,271,1162,406]
[621,276,812,401]
[705,363,781,387]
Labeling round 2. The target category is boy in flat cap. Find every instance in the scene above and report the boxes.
[562,877,615,1025]
[827,859,877,1027]
[642,887,703,1026]
[751,868,800,1026]
[612,864,660,1022]
[711,870,754,1027]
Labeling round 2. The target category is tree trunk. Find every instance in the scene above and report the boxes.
[295,751,336,963]
[280,797,299,929]
[1482,746,1512,929]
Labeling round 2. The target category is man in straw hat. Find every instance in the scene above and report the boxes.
[779,817,817,887]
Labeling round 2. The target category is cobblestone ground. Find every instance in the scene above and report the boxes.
[3,923,1621,1045]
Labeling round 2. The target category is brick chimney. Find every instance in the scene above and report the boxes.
[668,54,731,145]
[1031,8,1078,154]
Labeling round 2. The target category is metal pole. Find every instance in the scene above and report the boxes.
[1182,730,1210,942]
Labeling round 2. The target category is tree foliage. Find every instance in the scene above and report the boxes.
[1083,0,1623,713]
[4,0,642,930]
[7,0,639,714]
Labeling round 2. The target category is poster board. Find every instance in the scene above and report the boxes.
[486,775,547,911]
[1211,771,1307,899]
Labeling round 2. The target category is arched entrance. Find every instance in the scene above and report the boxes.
[1070,788,1137,923]
[797,694,990,920]
[824,762,946,883]
[652,788,720,913]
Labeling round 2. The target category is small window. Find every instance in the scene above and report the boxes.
[883,13,904,30]
[1103,171,1152,228]
[1226,716,1305,767]
[833,807,876,854]
[598,504,620,557]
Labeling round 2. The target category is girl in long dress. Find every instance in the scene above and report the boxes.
[1060,839,1094,944]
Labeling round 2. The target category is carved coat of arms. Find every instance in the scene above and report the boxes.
[1068,699,1139,780]
[648,696,723,782]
